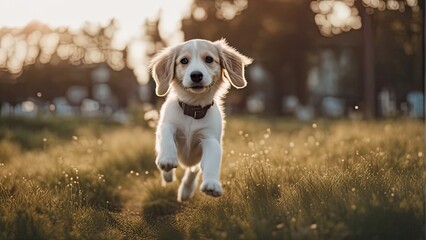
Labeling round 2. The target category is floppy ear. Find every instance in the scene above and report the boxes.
[149,46,178,97]
[214,39,253,89]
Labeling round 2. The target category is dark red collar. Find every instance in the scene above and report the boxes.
[178,100,214,119]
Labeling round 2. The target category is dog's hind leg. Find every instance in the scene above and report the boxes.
[161,169,176,186]
[177,167,200,201]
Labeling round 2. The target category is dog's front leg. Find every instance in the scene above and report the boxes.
[156,124,178,173]
[200,138,223,197]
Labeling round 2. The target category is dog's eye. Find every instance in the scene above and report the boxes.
[180,58,189,64]
[205,56,213,63]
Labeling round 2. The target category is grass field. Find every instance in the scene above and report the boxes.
[0,116,424,239]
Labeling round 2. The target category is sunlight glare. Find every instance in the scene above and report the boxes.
[0,0,193,83]
[311,0,361,36]
[22,101,36,112]
[333,1,351,22]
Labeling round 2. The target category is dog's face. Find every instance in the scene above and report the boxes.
[175,40,221,94]
[150,39,252,97]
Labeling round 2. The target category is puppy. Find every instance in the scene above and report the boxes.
[149,39,252,201]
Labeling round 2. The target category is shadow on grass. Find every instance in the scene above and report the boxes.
[140,180,184,240]
[349,206,423,240]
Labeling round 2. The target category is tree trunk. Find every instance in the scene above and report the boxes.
[357,2,376,119]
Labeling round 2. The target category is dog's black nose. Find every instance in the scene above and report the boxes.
[190,71,203,83]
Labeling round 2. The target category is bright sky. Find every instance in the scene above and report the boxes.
[0,0,193,83]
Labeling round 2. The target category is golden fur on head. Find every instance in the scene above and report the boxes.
[150,39,252,106]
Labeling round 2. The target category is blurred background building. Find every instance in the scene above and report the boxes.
[0,0,423,121]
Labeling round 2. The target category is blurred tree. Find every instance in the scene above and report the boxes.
[143,19,167,106]
[180,0,318,114]
[144,19,167,58]
[373,3,423,101]
[0,20,139,115]
[311,0,423,118]
[143,0,423,117]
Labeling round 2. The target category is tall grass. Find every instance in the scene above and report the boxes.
[0,116,423,239]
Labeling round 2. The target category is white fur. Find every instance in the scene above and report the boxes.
[150,39,252,201]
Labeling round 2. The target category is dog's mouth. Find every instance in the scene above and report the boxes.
[191,85,204,90]
[184,84,213,94]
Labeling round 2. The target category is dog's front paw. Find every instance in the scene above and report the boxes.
[156,158,178,172]
[161,170,175,186]
[200,180,222,197]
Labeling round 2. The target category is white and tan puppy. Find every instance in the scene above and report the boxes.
[149,39,252,201]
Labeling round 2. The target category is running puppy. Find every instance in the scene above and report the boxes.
[149,39,252,201]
